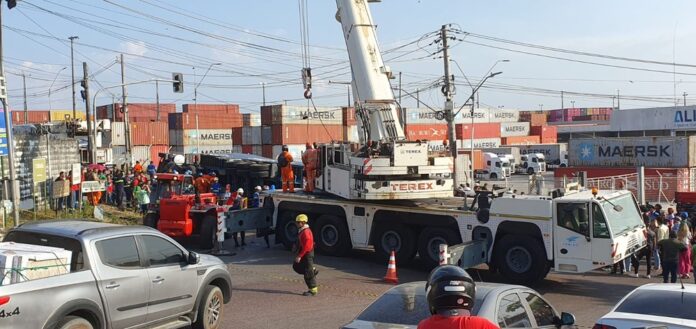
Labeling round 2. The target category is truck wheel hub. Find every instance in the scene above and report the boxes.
[381,231,401,253]
[506,246,532,273]
[320,224,339,247]
[427,237,447,261]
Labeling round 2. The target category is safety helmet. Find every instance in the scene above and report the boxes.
[425,265,475,315]
[237,188,244,194]
[255,186,262,191]
[295,214,308,223]
[282,145,289,151]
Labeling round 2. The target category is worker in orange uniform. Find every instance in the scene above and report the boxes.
[301,143,318,193]
[194,173,210,194]
[417,265,499,329]
[294,214,318,296]
[133,161,143,174]
[277,145,295,193]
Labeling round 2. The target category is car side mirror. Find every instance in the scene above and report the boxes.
[188,251,200,265]
[559,312,575,326]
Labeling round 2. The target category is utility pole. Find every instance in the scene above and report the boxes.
[561,90,564,109]
[440,24,457,183]
[617,89,620,110]
[82,62,94,164]
[120,54,131,171]
[398,71,402,104]
[262,82,266,106]
[22,73,26,124]
[155,79,160,121]
[69,36,78,122]
[416,88,420,108]
[684,92,688,106]
[1,2,21,225]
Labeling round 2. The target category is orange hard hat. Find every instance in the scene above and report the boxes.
[306,142,311,148]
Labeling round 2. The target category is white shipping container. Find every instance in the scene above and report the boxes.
[610,105,696,131]
[404,107,521,125]
[499,122,530,137]
[111,122,126,146]
[403,107,449,125]
[112,146,128,166]
[243,113,262,127]
[262,126,273,145]
[242,126,262,145]
[456,138,501,149]
[568,136,696,168]
[171,145,235,155]
[343,125,360,142]
[131,146,152,164]
[516,143,567,164]
[251,145,263,157]
[95,148,113,164]
[271,105,343,125]
[232,145,243,153]
[0,242,72,285]
[172,129,233,146]
[272,144,306,162]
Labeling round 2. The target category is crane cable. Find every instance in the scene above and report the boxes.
[298,0,312,99]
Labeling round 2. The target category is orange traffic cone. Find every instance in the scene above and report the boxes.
[383,250,399,284]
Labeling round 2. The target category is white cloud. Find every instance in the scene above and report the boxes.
[120,41,148,57]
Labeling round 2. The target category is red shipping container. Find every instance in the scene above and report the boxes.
[342,107,356,126]
[271,124,343,145]
[11,110,50,124]
[241,145,253,154]
[260,106,273,125]
[404,124,448,141]
[182,104,240,114]
[168,112,243,129]
[455,123,500,140]
[502,135,540,145]
[530,125,557,142]
[148,122,169,145]
[262,145,274,158]
[149,145,169,166]
[103,103,176,121]
[232,128,243,145]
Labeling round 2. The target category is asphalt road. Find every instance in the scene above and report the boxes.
[201,234,654,329]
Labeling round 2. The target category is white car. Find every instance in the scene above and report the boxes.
[594,283,696,329]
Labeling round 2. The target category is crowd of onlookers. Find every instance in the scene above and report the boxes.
[614,204,695,284]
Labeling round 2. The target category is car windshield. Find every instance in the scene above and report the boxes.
[151,179,181,202]
[615,289,696,320]
[602,193,643,236]
[355,285,485,325]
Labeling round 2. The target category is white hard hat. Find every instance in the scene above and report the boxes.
[255,186,262,191]
[237,188,244,194]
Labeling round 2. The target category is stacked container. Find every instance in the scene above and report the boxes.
[96,103,177,122]
[11,111,50,125]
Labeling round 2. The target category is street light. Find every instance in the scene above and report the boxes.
[194,63,221,109]
[571,100,575,108]
[48,67,66,111]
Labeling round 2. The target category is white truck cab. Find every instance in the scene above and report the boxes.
[500,154,515,176]
[518,153,546,174]
[479,152,509,180]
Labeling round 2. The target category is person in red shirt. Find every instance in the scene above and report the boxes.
[294,214,318,296]
[418,265,499,329]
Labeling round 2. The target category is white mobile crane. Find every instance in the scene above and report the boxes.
[311,0,454,200]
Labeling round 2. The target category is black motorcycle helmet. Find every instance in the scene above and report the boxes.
[425,265,475,315]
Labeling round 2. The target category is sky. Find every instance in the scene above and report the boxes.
[3,0,696,115]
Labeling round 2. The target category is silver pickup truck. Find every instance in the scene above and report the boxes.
[0,220,232,329]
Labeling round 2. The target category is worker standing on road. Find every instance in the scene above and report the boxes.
[418,265,499,329]
[278,145,295,192]
[302,142,318,193]
[294,214,318,296]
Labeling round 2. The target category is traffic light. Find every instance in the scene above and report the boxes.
[80,80,86,101]
[172,73,183,93]
[7,0,17,9]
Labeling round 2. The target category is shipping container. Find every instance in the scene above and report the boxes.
[456,138,501,149]
[112,146,127,166]
[568,136,696,168]
[271,124,343,145]
[403,107,448,125]
[170,129,233,147]
[455,123,501,140]
[242,113,261,127]
[111,122,126,146]
[610,106,695,132]
[342,107,356,126]
[480,147,521,164]
[501,135,540,145]
[97,103,176,121]
[260,106,273,125]
[150,145,169,166]
[499,122,530,137]
[183,104,240,114]
[262,126,273,145]
[271,144,306,161]
[241,145,253,154]
[49,110,86,121]
[251,145,263,157]
[404,107,520,125]
[456,149,484,171]
[343,125,359,142]
[168,112,243,129]
[242,126,263,145]
[11,111,50,124]
[131,146,152,164]
[232,128,243,145]
[263,104,343,125]
[516,143,568,165]
[262,145,274,158]
[554,167,692,202]
[171,145,235,155]
[530,125,557,144]
[404,124,449,141]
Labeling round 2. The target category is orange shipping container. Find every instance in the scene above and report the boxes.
[529,113,547,126]
[272,124,343,145]
[149,145,169,166]
[502,135,541,145]
[97,103,176,121]
[11,110,50,124]
[530,125,557,144]
[168,112,243,129]
[342,107,356,126]
[129,122,169,146]
[404,124,449,141]
[457,149,484,171]
[182,104,240,114]
[455,123,500,140]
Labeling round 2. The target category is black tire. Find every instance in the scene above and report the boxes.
[199,215,217,250]
[560,163,567,168]
[55,316,93,329]
[193,285,224,329]
[527,168,535,175]
[277,211,298,250]
[490,173,498,180]
[373,224,417,263]
[314,215,352,256]
[417,227,461,269]
[143,213,158,228]
[494,235,547,284]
